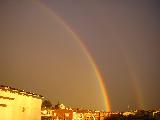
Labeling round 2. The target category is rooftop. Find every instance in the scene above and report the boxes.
[0,85,44,99]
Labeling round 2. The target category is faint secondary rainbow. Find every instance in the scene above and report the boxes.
[35,1,111,111]
[106,15,144,109]
[124,54,144,109]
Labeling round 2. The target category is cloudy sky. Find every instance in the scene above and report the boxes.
[0,0,159,111]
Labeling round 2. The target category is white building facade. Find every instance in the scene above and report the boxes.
[0,85,43,120]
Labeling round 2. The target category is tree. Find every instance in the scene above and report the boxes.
[41,99,52,109]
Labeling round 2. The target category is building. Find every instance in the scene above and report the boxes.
[74,109,95,120]
[0,85,43,120]
[52,103,73,120]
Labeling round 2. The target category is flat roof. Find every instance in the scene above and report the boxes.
[0,85,44,99]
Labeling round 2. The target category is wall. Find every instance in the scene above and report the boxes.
[0,90,42,120]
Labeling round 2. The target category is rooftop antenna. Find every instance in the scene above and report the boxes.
[128,105,130,111]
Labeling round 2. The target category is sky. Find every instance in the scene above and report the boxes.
[0,0,160,111]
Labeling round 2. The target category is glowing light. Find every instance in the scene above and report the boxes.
[42,110,47,115]
[123,112,135,116]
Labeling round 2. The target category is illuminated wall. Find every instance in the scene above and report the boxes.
[0,86,42,120]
